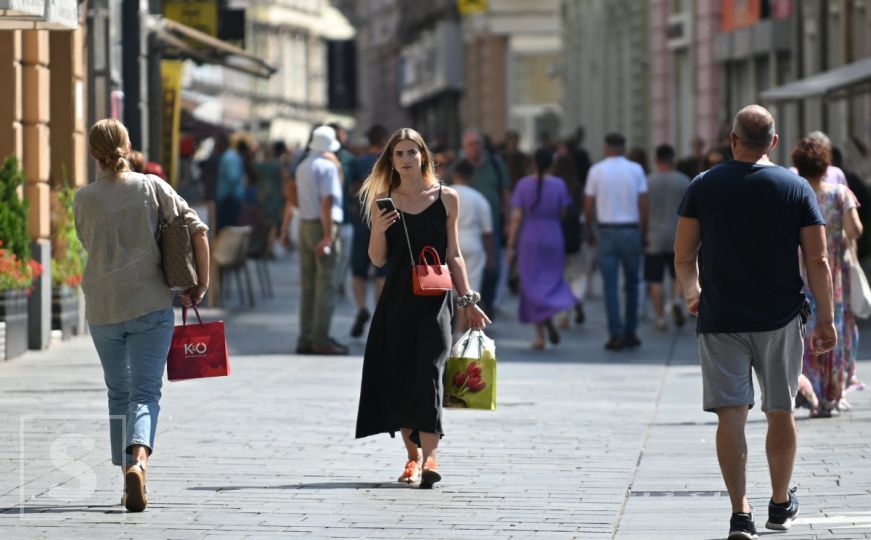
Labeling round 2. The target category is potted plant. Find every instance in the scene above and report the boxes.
[51,181,85,340]
[0,156,43,360]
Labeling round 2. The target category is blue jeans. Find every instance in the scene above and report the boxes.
[598,227,642,338]
[89,308,174,468]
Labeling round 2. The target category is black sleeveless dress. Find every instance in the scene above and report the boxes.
[355,185,452,441]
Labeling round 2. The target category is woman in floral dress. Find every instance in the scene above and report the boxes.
[792,137,864,417]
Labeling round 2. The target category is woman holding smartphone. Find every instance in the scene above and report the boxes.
[355,128,490,488]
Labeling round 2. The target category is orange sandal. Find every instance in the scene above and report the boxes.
[420,457,441,489]
[397,457,421,484]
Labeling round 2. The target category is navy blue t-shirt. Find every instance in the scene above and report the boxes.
[677,160,825,333]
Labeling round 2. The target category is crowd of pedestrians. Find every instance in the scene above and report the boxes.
[80,105,871,529]
[181,116,871,376]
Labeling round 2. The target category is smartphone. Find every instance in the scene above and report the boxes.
[375,197,396,212]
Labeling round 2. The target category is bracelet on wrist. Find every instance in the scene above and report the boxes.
[455,290,481,309]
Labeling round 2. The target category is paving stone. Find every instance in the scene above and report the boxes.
[1,253,870,538]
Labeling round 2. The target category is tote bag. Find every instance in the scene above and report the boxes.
[847,247,871,319]
[444,329,496,410]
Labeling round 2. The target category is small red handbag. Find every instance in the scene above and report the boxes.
[166,304,230,382]
[398,205,452,296]
[412,246,453,296]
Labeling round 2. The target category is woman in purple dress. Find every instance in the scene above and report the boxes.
[507,148,579,349]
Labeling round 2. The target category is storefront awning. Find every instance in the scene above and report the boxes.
[760,57,871,102]
[149,16,277,79]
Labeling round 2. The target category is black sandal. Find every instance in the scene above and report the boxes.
[544,319,560,345]
[420,457,441,489]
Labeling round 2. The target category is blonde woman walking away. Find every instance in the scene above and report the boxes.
[75,119,210,511]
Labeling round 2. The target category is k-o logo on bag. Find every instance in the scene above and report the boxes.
[183,342,208,356]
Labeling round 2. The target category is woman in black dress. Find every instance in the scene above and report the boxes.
[355,128,490,488]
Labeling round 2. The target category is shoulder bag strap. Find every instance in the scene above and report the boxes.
[150,175,167,242]
[395,192,415,267]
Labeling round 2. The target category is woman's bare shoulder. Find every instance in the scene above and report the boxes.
[441,185,459,202]
[441,186,460,215]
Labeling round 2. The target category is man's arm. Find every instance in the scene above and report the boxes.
[583,195,596,246]
[315,163,339,256]
[638,193,649,242]
[317,195,335,255]
[674,217,701,314]
[800,225,837,355]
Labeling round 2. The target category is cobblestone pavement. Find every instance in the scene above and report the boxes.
[1,252,870,539]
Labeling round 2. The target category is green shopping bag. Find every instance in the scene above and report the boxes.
[444,329,496,410]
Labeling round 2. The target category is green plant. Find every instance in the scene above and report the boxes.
[0,156,30,261]
[0,156,42,292]
[51,177,86,288]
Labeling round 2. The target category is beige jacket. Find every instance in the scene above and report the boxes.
[74,169,208,325]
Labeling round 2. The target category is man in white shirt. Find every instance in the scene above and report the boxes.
[295,125,347,355]
[584,133,649,350]
[451,158,494,306]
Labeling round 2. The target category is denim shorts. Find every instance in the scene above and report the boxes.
[699,316,804,413]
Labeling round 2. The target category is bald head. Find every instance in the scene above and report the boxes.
[731,105,776,150]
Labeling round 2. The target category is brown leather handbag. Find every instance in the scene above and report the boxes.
[153,176,198,290]
[399,209,452,296]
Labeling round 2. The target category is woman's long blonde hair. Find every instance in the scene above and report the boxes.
[89,118,131,174]
[358,128,438,224]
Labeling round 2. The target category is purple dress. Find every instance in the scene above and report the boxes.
[511,175,578,323]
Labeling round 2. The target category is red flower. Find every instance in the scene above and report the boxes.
[452,372,467,387]
[466,362,482,378]
[466,376,486,392]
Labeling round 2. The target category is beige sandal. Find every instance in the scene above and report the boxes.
[124,461,147,512]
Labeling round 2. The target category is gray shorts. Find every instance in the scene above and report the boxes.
[699,316,804,413]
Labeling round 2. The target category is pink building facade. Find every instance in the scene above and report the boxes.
[650,0,723,157]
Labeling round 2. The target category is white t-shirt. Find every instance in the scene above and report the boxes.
[584,156,648,223]
[295,152,343,222]
[454,184,493,254]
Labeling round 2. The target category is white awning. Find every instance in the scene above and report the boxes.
[0,0,77,30]
[149,16,277,80]
[760,57,871,102]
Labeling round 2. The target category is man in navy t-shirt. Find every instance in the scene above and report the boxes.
[674,105,837,538]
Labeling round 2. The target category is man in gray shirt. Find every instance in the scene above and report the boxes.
[643,144,690,330]
[295,125,347,355]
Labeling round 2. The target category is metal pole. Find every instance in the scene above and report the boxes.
[122,0,142,149]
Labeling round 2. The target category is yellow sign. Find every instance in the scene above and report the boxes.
[160,60,184,187]
[163,0,218,43]
[458,0,487,15]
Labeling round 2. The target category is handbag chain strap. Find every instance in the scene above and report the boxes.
[396,192,416,268]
